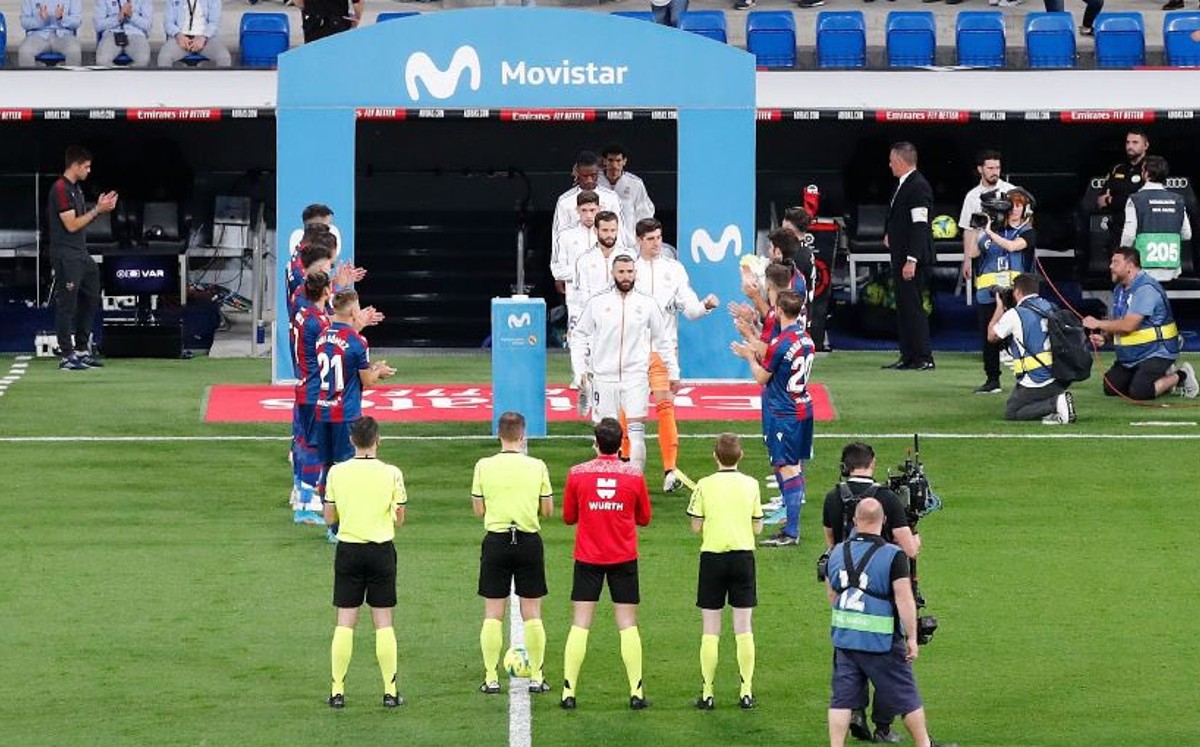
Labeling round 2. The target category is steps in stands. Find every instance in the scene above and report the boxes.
[355,211,542,348]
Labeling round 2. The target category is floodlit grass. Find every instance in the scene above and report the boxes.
[2,352,1198,746]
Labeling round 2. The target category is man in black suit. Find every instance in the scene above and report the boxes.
[882,142,935,371]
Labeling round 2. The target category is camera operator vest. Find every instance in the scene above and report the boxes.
[1129,187,1186,282]
[1113,272,1180,366]
[827,535,902,653]
[1009,296,1056,384]
[975,224,1032,303]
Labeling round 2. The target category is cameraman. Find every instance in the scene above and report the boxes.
[966,187,1036,395]
[987,273,1077,424]
[821,442,919,744]
[825,499,957,747]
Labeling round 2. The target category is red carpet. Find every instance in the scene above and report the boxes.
[205,383,835,423]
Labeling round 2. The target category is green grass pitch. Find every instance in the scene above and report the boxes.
[2,351,1198,746]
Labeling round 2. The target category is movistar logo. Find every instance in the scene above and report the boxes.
[690,225,743,264]
[507,313,531,329]
[405,46,482,101]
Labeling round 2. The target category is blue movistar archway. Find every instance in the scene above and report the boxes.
[275,8,756,381]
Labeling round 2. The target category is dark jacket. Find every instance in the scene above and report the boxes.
[885,170,934,270]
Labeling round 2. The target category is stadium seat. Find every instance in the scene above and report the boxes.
[181,53,209,67]
[0,12,7,67]
[36,51,66,66]
[680,11,728,44]
[1093,12,1146,68]
[956,11,1006,68]
[377,12,420,22]
[611,11,655,22]
[240,13,290,68]
[886,12,936,68]
[746,11,796,69]
[816,11,866,69]
[1163,12,1200,66]
[1025,12,1076,68]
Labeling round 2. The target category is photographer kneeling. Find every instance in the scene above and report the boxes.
[987,273,1077,424]
[821,442,920,744]
[966,187,1036,395]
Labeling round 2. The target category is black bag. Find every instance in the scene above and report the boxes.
[1025,305,1093,383]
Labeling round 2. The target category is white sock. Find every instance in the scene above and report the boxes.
[628,421,646,472]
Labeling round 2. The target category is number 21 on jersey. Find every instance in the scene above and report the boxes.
[317,351,346,395]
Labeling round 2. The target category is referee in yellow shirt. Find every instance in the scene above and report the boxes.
[686,433,764,711]
[322,416,408,709]
[472,411,554,695]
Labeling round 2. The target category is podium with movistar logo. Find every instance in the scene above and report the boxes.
[491,297,546,437]
[274,8,756,383]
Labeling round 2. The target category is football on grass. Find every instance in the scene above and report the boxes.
[504,647,532,679]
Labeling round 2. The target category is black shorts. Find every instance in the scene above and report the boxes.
[478,531,547,599]
[571,559,640,604]
[829,639,923,718]
[1103,357,1173,401]
[333,541,397,608]
[696,551,757,610]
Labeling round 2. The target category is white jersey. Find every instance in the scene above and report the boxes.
[550,223,596,287]
[634,254,710,344]
[571,287,679,384]
[572,246,636,313]
[599,171,655,238]
[552,185,624,256]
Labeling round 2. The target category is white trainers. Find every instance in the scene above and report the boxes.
[663,470,683,493]
[1055,391,1076,424]
[1041,413,1065,425]
[1177,362,1198,399]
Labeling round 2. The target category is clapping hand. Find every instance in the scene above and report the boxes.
[372,360,397,379]
[727,301,756,324]
[357,305,385,328]
[97,192,119,213]
[729,340,757,362]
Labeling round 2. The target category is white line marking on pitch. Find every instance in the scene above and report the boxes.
[508,582,531,747]
[1130,421,1197,427]
[3,432,1200,443]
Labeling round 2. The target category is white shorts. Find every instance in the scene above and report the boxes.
[591,378,650,423]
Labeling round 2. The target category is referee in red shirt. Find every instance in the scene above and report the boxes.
[560,418,653,711]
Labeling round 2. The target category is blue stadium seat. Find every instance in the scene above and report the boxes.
[36,51,66,66]
[377,12,420,22]
[1093,12,1146,68]
[240,12,289,68]
[1025,12,1076,68]
[181,53,209,67]
[612,11,655,22]
[816,11,866,69]
[0,12,7,67]
[746,11,796,69]
[886,12,936,67]
[956,11,1006,67]
[1163,12,1200,66]
[680,11,728,44]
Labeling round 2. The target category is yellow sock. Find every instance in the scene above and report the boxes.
[480,618,503,684]
[700,634,719,699]
[524,618,546,684]
[562,625,589,698]
[375,627,398,697]
[619,626,644,699]
[330,626,354,696]
[735,632,755,698]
